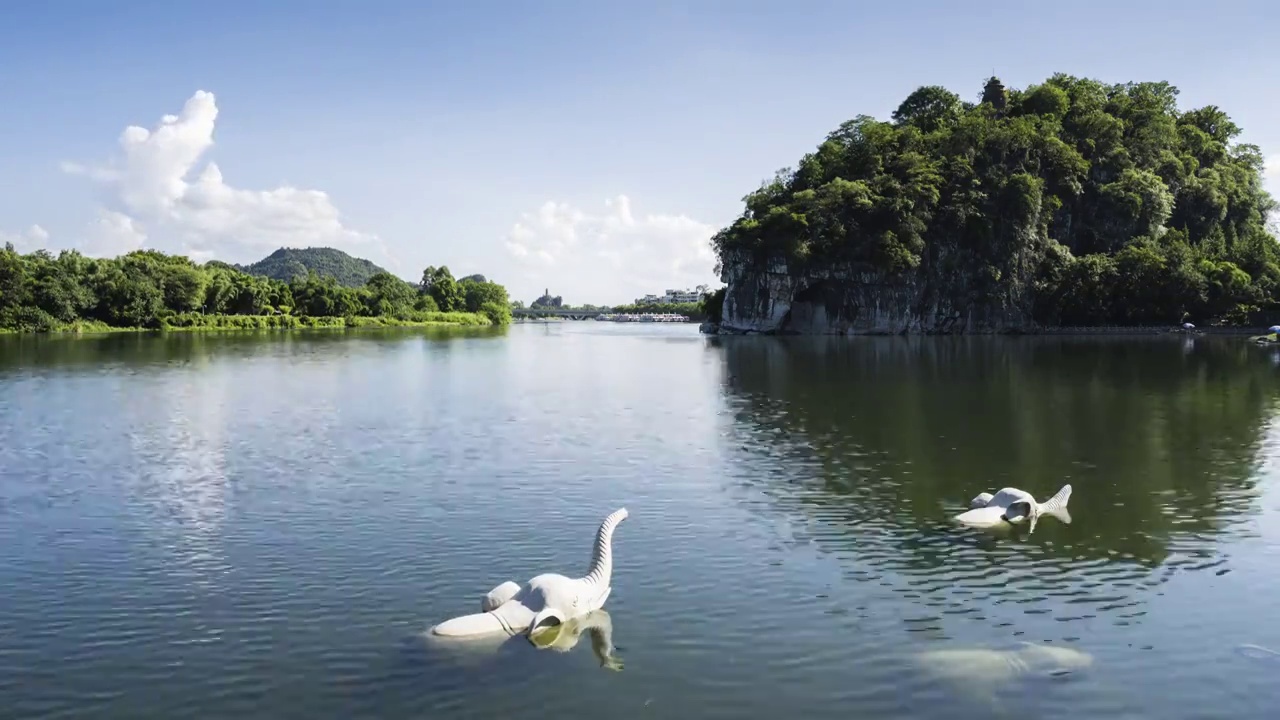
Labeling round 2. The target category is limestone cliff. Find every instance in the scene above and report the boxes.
[703,74,1280,334]
[715,249,1035,335]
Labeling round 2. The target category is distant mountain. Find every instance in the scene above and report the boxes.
[237,247,389,287]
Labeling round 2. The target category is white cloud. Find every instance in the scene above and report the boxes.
[0,224,50,254]
[57,90,397,269]
[85,209,147,257]
[503,195,720,304]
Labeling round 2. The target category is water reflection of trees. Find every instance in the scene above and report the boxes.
[0,327,503,374]
[708,335,1280,629]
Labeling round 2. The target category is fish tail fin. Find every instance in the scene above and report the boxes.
[1041,484,1072,524]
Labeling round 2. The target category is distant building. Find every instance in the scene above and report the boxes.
[664,288,702,303]
[635,288,703,305]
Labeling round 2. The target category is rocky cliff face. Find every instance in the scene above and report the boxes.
[714,249,1036,335]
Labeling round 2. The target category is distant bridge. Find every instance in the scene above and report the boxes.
[511,308,608,321]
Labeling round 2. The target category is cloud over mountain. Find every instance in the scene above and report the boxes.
[58,90,395,268]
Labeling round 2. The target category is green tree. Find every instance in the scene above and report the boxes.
[420,265,464,312]
[26,250,97,322]
[710,72,1280,328]
[363,271,417,317]
[479,300,512,325]
[458,276,509,312]
[0,243,31,322]
[892,85,963,133]
[699,286,727,323]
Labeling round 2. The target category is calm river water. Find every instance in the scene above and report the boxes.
[2,323,1279,719]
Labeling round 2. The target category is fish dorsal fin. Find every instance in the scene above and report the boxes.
[989,488,1032,508]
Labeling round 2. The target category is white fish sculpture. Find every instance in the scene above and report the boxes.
[953,485,1072,534]
[430,508,629,641]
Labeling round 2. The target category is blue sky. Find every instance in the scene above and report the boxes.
[0,0,1276,305]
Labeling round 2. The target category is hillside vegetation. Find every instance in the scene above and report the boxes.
[0,246,511,332]
[711,74,1278,326]
[237,247,388,287]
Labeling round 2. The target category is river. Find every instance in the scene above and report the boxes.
[1,324,1279,719]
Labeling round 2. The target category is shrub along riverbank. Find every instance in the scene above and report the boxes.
[0,246,510,334]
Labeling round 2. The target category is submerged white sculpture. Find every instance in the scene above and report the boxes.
[1236,643,1280,662]
[952,484,1072,534]
[915,642,1093,709]
[916,641,1093,683]
[430,508,629,640]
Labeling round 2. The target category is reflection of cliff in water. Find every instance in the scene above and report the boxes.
[708,335,1280,629]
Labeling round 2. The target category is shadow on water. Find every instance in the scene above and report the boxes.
[411,609,622,672]
[342,611,624,716]
[705,334,1280,633]
[0,326,507,375]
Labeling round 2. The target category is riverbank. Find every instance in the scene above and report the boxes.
[0,312,494,335]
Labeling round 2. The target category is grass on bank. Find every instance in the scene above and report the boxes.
[0,311,493,335]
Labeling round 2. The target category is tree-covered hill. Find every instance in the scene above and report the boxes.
[237,247,389,287]
[712,74,1278,328]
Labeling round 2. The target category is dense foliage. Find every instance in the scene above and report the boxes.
[237,247,389,287]
[608,301,703,317]
[712,74,1278,326]
[0,246,512,332]
[699,287,726,324]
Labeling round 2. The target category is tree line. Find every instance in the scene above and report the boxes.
[508,293,726,322]
[0,245,512,332]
